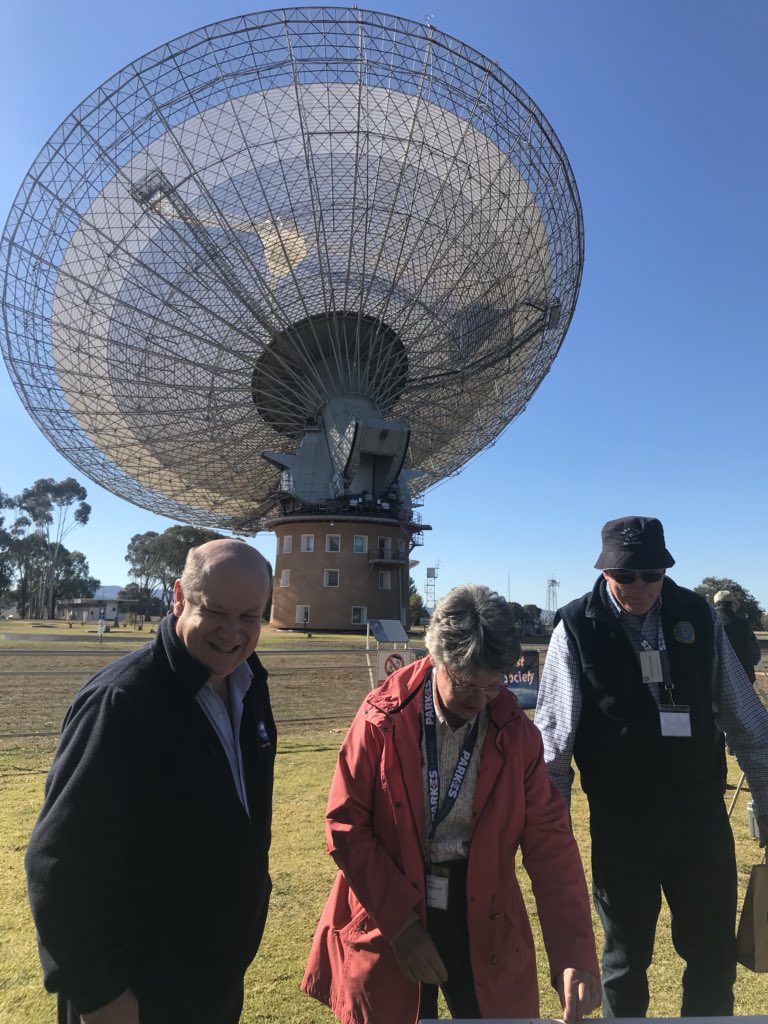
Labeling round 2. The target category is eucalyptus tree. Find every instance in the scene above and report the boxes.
[125,525,226,614]
[12,478,91,617]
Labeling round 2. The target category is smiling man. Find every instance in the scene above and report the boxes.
[536,515,768,1018]
[26,539,275,1024]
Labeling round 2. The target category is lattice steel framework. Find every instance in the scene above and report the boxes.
[1,7,583,533]
[545,576,560,622]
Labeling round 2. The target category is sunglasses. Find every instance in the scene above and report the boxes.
[606,569,665,584]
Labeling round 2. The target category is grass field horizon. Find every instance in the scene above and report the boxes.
[1,626,766,1022]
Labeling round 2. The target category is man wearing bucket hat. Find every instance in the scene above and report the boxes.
[536,515,768,1018]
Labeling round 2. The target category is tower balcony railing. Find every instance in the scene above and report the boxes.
[368,547,409,566]
[275,496,425,526]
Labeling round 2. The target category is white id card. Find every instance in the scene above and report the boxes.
[659,706,692,737]
[639,649,663,685]
[425,873,449,910]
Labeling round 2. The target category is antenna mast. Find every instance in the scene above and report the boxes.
[425,563,440,614]
[545,577,560,631]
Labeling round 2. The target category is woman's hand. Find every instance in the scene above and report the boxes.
[391,921,448,984]
[555,967,602,1023]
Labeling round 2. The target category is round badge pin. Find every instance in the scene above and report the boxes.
[673,621,695,644]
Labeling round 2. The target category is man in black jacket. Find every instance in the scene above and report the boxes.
[536,516,768,1018]
[26,539,275,1024]
[714,589,761,684]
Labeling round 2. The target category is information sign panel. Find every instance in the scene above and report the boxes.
[368,618,409,643]
[504,650,540,709]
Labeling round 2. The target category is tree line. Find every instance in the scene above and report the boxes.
[0,477,228,621]
[2,476,767,630]
[0,478,96,618]
[415,583,766,632]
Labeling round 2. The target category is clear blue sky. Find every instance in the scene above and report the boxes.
[1,0,766,611]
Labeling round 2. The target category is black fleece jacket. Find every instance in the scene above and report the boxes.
[25,615,276,1023]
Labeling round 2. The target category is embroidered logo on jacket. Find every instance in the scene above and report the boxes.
[673,621,695,644]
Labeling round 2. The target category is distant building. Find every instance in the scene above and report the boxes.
[56,597,138,623]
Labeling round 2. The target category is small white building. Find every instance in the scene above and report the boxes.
[56,597,138,623]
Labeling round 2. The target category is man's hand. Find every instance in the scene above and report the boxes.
[555,967,602,1023]
[391,920,448,984]
[756,813,768,849]
[80,989,140,1024]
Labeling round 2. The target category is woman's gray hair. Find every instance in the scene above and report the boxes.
[425,583,520,673]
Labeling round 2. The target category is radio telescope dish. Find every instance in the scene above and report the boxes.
[1,7,582,539]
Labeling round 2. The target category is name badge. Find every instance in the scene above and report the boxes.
[659,706,691,737]
[639,649,663,685]
[426,873,449,911]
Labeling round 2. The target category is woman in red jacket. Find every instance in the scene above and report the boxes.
[302,584,600,1023]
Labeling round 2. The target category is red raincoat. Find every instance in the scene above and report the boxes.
[302,657,598,1024]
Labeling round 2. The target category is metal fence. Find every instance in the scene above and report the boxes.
[0,645,383,740]
[2,640,764,742]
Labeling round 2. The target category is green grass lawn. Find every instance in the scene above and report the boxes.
[1,734,766,1023]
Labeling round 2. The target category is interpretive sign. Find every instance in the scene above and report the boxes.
[505,650,540,710]
[367,618,409,643]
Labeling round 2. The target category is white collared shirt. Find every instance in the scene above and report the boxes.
[195,661,253,815]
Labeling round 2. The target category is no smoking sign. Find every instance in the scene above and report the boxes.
[377,649,415,684]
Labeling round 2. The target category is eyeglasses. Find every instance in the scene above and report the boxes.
[605,569,665,584]
[444,666,505,696]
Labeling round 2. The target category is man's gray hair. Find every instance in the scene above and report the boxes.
[425,583,520,673]
[179,539,272,600]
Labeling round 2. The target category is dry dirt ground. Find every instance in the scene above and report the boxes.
[0,626,424,742]
[0,624,761,743]
[0,621,552,742]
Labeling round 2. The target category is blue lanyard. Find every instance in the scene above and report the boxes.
[423,671,480,842]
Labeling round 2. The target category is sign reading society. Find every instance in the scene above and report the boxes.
[505,651,540,710]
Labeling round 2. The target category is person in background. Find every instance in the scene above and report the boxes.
[536,516,768,1018]
[26,539,275,1024]
[714,589,761,685]
[303,583,600,1024]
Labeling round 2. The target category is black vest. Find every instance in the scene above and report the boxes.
[557,576,725,808]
